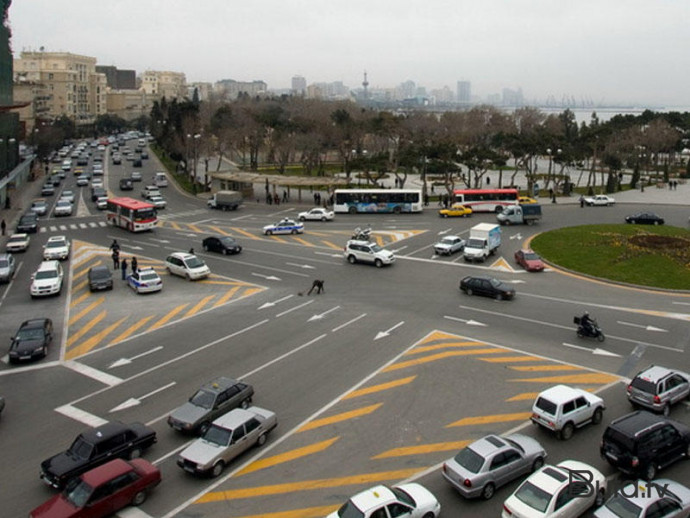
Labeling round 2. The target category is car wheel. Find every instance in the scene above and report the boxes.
[241,398,250,409]
[257,433,267,446]
[186,273,192,281]
[128,447,142,459]
[300,216,305,221]
[291,229,298,234]
[347,255,357,264]
[348,207,356,214]
[560,422,574,440]
[442,213,448,218]
[198,422,210,436]
[495,206,503,214]
[663,404,670,417]
[211,460,225,478]
[644,463,657,480]
[594,489,606,508]
[265,230,273,235]
[321,217,326,221]
[222,248,228,255]
[466,288,473,296]
[495,293,503,301]
[654,221,659,225]
[532,456,544,472]
[42,346,48,358]
[592,407,603,424]
[481,482,495,500]
[203,244,209,251]
[374,259,383,268]
[132,490,147,506]
[422,513,436,518]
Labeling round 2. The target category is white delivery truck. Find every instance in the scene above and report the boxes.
[463,223,501,262]
[207,190,243,211]
[496,204,542,225]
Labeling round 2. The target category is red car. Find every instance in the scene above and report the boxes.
[30,458,160,518]
[514,249,545,272]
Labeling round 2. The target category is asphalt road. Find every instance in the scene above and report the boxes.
[0,142,688,518]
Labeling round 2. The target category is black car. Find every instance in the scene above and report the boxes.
[459,276,515,300]
[600,410,690,480]
[133,158,142,167]
[625,212,665,225]
[119,178,134,191]
[88,265,113,292]
[16,212,39,233]
[9,318,53,363]
[41,184,56,196]
[141,151,149,159]
[40,421,157,489]
[91,187,107,202]
[50,175,61,186]
[202,236,243,255]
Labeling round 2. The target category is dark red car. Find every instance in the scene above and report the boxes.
[514,249,545,272]
[30,458,161,518]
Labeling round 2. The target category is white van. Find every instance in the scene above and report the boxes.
[154,172,168,188]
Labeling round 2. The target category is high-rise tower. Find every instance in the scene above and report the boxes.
[362,71,369,99]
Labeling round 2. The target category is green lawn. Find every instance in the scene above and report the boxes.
[530,224,690,290]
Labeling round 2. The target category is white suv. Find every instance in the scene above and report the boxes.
[42,236,71,261]
[344,240,395,268]
[530,384,605,440]
[30,261,64,298]
[165,252,211,280]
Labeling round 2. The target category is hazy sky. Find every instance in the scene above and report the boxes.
[8,0,690,107]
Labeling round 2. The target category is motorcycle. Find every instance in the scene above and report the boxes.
[574,316,605,342]
[352,225,372,241]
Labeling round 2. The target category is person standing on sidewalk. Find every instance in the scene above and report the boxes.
[130,256,138,273]
[112,248,120,269]
[1,218,5,236]
[121,258,128,280]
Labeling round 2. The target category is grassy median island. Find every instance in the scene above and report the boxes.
[530,224,690,290]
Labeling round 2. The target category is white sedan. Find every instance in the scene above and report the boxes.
[502,460,606,518]
[328,484,440,518]
[53,199,73,217]
[6,233,30,253]
[584,195,615,206]
[298,207,334,222]
[148,195,167,209]
[263,219,304,235]
[433,235,466,255]
[43,235,71,261]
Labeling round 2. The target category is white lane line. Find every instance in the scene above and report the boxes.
[332,313,367,332]
[0,360,60,374]
[116,504,155,517]
[276,300,314,318]
[63,360,123,386]
[55,404,108,427]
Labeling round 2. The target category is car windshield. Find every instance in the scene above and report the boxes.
[47,240,66,248]
[90,268,109,279]
[514,481,552,513]
[35,269,58,280]
[220,237,237,246]
[603,492,642,518]
[68,437,94,459]
[391,486,415,506]
[140,272,158,282]
[16,327,43,340]
[630,377,656,393]
[57,201,70,207]
[63,191,73,197]
[185,256,205,268]
[190,389,216,409]
[523,253,540,260]
[535,397,557,415]
[503,437,526,453]
[441,237,456,244]
[63,478,93,508]
[336,500,365,518]
[454,446,485,473]
[0,259,8,268]
[203,425,232,447]
[370,244,383,253]
[490,278,504,288]
[8,236,24,243]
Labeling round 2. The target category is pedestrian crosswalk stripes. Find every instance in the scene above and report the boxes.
[41,221,108,233]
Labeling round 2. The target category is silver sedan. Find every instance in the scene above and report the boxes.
[442,433,546,500]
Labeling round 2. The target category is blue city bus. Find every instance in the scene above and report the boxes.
[333,189,423,214]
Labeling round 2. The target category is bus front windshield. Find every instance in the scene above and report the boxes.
[133,208,156,221]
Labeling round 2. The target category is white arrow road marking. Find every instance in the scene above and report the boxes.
[563,342,593,352]
[375,321,405,340]
[121,244,144,250]
[672,301,690,306]
[443,315,487,326]
[308,306,341,322]
[562,343,621,357]
[314,252,343,258]
[258,294,294,310]
[391,246,408,253]
[150,239,170,243]
[252,273,282,281]
[109,346,164,369]
[505,279,526,284]
[509,233,523,240]
[286,262,316,269]
[438,228,452,235]
[110,382,176,413]
[276,300,314,317]
[617,321,668,332]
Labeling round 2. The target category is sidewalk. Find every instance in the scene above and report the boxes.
[0,167,45,243]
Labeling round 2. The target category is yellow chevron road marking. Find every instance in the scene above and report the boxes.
[108,315,155,345]
[208,225,232,236]
[510,365,584,372]
[66,310,107,349]
[184,295,215,318]
[69,297,105,326]
[67,316,128,359]
[511,373,620,384]
[242,287,264,298]
[169,221,181,230]
[194,468,423,503]
[237,437,340,476]
[479,356,543,363]
[268,235,286,243]
[150,304,189,330]
[407,341,484,354]
[213,286,241,307]
[383,348,507,372]
[70,292,90,308]
[70,279,89,294]
[187,223,202,233]
[298,403,382,433]
[342,376,417,400]
[418,330,464,345]
[293,237,313,247]
[446,412,532,428]
[322,240,342,250]
[232,506,340,518]
[373,440,471,459]
[491,257,514,272]
[72,258,102,280]
[507,392,541,402]
[372,235,385,246]
[232,227,262,240]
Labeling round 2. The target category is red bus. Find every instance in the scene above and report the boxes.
[453,188,518,213]
[106,197,157,232]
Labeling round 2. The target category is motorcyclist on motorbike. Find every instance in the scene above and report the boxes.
[580,311,594,334]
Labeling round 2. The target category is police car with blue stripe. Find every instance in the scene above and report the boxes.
[262,218,304,236]
[127,266,163,294]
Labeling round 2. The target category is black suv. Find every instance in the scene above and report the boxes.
[600,410,690,480]
[16,212,39,233]
[40,421,157,489]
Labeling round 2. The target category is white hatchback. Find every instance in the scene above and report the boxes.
[165,252,210,280]
[30,260,64,297]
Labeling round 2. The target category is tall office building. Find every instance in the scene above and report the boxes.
[456,81,471,105]
[291,75,306,96]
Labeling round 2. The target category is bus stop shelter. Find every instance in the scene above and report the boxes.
[208,171,349,203]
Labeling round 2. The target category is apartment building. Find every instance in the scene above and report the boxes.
[14,51,107,124]
[141,70,187,99]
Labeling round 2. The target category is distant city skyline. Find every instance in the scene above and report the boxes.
[8,0,690,108]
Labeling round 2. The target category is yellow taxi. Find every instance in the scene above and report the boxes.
[518,196,538,204]
[438,203,473,218]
